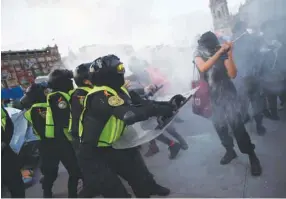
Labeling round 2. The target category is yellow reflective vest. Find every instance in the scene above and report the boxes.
[68,87,93,133]
[24,103,48,139]
[45,91,72,141]
[79,85,130,147]
[1,107,7,132]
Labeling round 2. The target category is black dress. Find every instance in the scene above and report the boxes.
[194,47,255,154]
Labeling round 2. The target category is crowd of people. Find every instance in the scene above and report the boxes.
[1,19,285,198]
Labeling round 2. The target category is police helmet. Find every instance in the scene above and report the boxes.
[89,54,125,75]
[73,63,92,87]
[47,69,74,91]
[89,54,125,86]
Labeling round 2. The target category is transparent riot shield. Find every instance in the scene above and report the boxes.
[112,87,199,149]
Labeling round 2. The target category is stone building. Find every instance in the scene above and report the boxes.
[209,0,232,35]
[1,45,62,88]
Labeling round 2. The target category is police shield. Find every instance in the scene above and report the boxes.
[112,87,199,149]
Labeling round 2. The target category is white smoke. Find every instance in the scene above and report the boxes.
[2,0,245,93]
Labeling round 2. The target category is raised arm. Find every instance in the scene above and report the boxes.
[195,44,229,72]
[224,42,237,79]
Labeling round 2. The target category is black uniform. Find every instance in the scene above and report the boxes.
[79,55,173,198]
[44,69,81,198]
[1,106,25,198]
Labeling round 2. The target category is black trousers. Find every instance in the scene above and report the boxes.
[1,146,25,198]
[239,77,265,124]
[79,146,159,198]
[266,94,278,115]
[40,139,81,198]
[213,115,255,154]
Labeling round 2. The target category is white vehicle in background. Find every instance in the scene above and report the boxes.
[34,76,48,84]
[34,75,76,87]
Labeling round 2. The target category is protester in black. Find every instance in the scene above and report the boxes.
[194,31,262,176]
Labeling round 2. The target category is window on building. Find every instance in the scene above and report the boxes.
[221,7,226,16]
[217,11,221,19]
[38,57,45,62]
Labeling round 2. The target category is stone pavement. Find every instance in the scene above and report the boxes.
[24,105,286,198]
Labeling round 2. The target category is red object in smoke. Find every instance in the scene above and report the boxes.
[191,79,212,119]
[145,66,170,95]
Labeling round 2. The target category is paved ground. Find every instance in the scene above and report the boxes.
[23,104,286,198]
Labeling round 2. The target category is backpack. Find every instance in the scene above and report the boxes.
[191,60,212,118]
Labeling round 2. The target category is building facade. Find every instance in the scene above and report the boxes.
[209,0,232,35]
[1,45,62,88]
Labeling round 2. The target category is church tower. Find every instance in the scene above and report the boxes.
[209,0,232,35]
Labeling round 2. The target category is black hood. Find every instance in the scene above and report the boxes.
[198,31,220,52]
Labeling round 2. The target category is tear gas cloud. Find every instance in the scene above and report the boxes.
[2,0,245,95]
[231,0,286,103]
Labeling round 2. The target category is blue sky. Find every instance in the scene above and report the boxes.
[1,0,245,55]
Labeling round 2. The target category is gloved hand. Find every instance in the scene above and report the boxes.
[152,101,175,117]
[169,94,186,110]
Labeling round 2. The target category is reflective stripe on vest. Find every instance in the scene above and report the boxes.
[24,103,48,139]
[46,91,72,141]
[1,107,7,131]
[68,86,93,132]
[79,86,130,147]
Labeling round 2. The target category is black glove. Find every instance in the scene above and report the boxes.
[152,102,175,117]
[129,90,146,105]
[169,94,186,110]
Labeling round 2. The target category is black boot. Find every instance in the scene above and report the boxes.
[150,184,170,196]
[270,112,280,120]
[43,190,53,198]
[167,130,189,150]
[220,149,237,165]
[248,152,262,176]
[263,109,271,118]
[169,142,181,159]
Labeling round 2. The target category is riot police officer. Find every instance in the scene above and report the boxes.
[78,54,177,197]
[69,63,93,152]
[20,83,51,197]
[43,69,81,198]
[1,106,25,198]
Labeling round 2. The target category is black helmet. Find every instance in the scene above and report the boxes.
[89,54,125,88]
[47,69,74,92]
[73,63,92,87]
[20,83,48,109]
